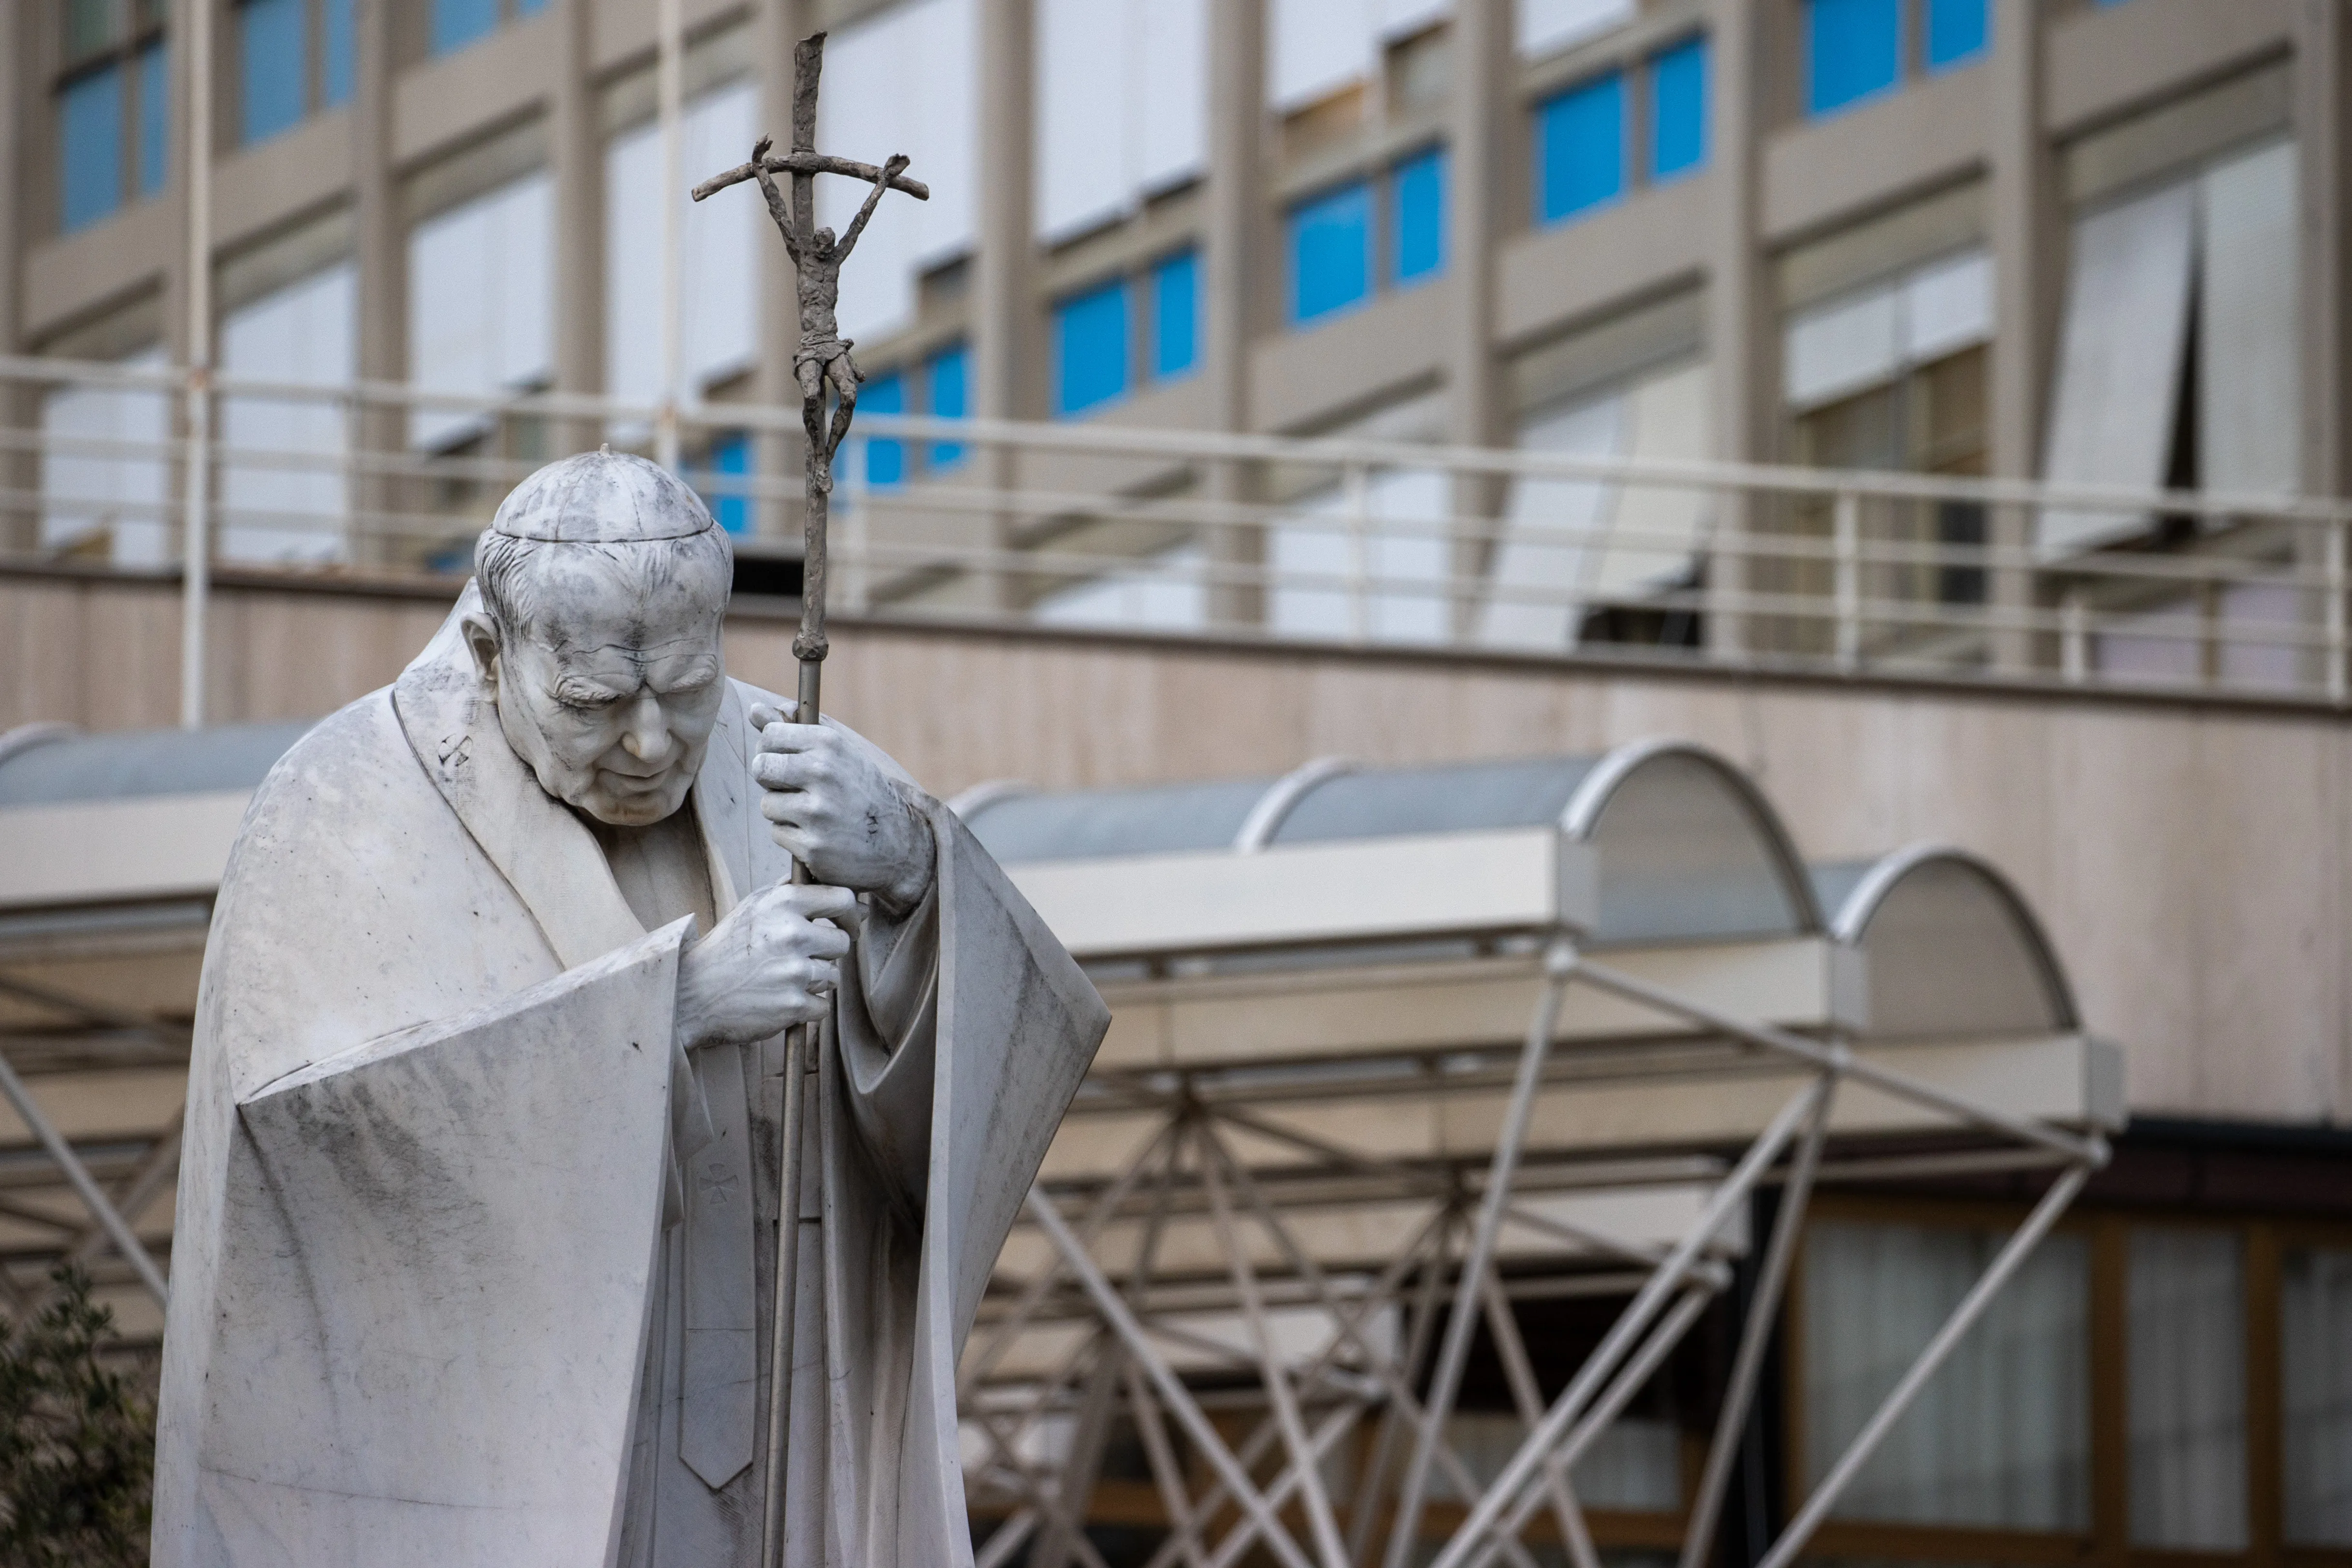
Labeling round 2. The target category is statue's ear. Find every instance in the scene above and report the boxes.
[460,611,503,690]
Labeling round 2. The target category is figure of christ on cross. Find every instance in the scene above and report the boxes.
[752,135,909,484]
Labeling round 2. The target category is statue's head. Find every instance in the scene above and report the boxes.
[462,450,734,828]
[811,226,837,256]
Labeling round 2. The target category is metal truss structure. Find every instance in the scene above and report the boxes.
[954,749,2118,1568]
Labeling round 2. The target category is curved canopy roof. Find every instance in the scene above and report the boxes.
[960,742,1823,948]
[1810,846,2078,1037]
[0,721,312,808]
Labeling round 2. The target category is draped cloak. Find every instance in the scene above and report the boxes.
[150,590,1110,1567]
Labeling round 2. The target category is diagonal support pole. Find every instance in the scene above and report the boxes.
[1426,1079,1826,1568]
[1676,1076,1838,1568]
[0,1048,166,1305]
[1195,1122,1354,1568]
[1751,1162,2092,1568]
[1480,1274,1602,1568]
[1026,1185,1323,1568]
[1384,941,1576,1568]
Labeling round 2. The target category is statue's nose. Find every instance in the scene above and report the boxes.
[619,696,672,763]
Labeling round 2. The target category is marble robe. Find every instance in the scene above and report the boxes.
[151,590,1110,1568]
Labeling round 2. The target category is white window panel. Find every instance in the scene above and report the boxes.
[605,80,763,420]
[1378,0,1451,41]
[1482,390,1624,650]
[1518,0,1636,60]
[1590,359,1711,603]
[408,170,553,451]
[1271,468,1451,644]
[1037,0,1208,244]
[1271,0,1372,111]
[1036,0,1129,241]
[1902,247,1993,365]
[1032,543,1208,631]
[41,346,170,566]
[1785,282,1902,410]
[820,0,977,345]
[1134,0,1209,196]
[2198,138,2298,498]
[2040,181,2196,556]
[221,262,355,564]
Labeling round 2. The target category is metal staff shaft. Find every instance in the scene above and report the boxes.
[759,32,835,1568]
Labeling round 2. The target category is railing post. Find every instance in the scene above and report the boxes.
[2327,518,2347,705]
[1344,461,1370,643]
[1833,490,1861,671]
[2061,586,2089,684]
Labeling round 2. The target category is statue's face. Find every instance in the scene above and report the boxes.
[465,547,730,828]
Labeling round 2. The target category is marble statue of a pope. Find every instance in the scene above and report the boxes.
[150,451,1109,1568]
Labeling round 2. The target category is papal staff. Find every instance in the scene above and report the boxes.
[691,33,925,1566]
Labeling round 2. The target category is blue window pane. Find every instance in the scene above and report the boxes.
[242,0,306,145]
[1805,0,1902,117]
[862,373,905,488]
[1152,250,1198,379]
[700,432,751,535]
[431,0,501,55]
[1392,148,1446,287]
[59,66,123,234]
[1926,0,1988,70]
[1535,72,1623,226]
[137,43,168,196]
[1648,36,1707,182]
[926,343,967,469]
[1055,279,1131,417]
[325,0,356,106]
[1288,182,1371,325]
[517,0,548,11]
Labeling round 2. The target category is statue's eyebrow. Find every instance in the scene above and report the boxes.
[652,656,723,694]
[552,674,626,705]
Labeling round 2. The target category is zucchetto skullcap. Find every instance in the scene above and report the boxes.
[491,448,716,543]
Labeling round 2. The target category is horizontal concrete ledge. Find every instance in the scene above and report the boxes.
[1005,830,1599,961]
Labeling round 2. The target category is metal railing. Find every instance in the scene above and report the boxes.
[6,352,2349,720]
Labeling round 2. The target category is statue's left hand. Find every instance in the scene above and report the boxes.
[750,705,935,915]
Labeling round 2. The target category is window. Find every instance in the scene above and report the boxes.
[238,0,356,145]
[1151,250,1198,380]
[1289,181,1372,324]
[925,342,967,468]
[863,373,905,488]
[1805,0,1902,117]
[1647,37,1708,182]
[432,0,541,57]
[1805,0,1987,119]
[1392,148,1446,287]
[242,0,305,144]
[1926,0,1988,71]
[56,2,168,234]
[698,432,751,535]
[325,0,354,107]
[1536,73,1624,225]
[1804,1215,2092,1530]
[136,43,168,194]
[2283,1246,2352,1545]
[1055,279,1131,417]
[2128,1228,2248,1550]
[59,70,124,234]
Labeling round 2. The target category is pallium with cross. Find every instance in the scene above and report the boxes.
[689,33,926,1566]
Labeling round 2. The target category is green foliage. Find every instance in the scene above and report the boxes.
[0,1268,153,1568]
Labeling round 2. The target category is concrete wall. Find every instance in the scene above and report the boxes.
[3,565,2344,1128]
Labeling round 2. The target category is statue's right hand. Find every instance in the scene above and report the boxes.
[674,882,856,1049]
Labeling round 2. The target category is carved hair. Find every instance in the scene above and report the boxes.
[474,527,734,644]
